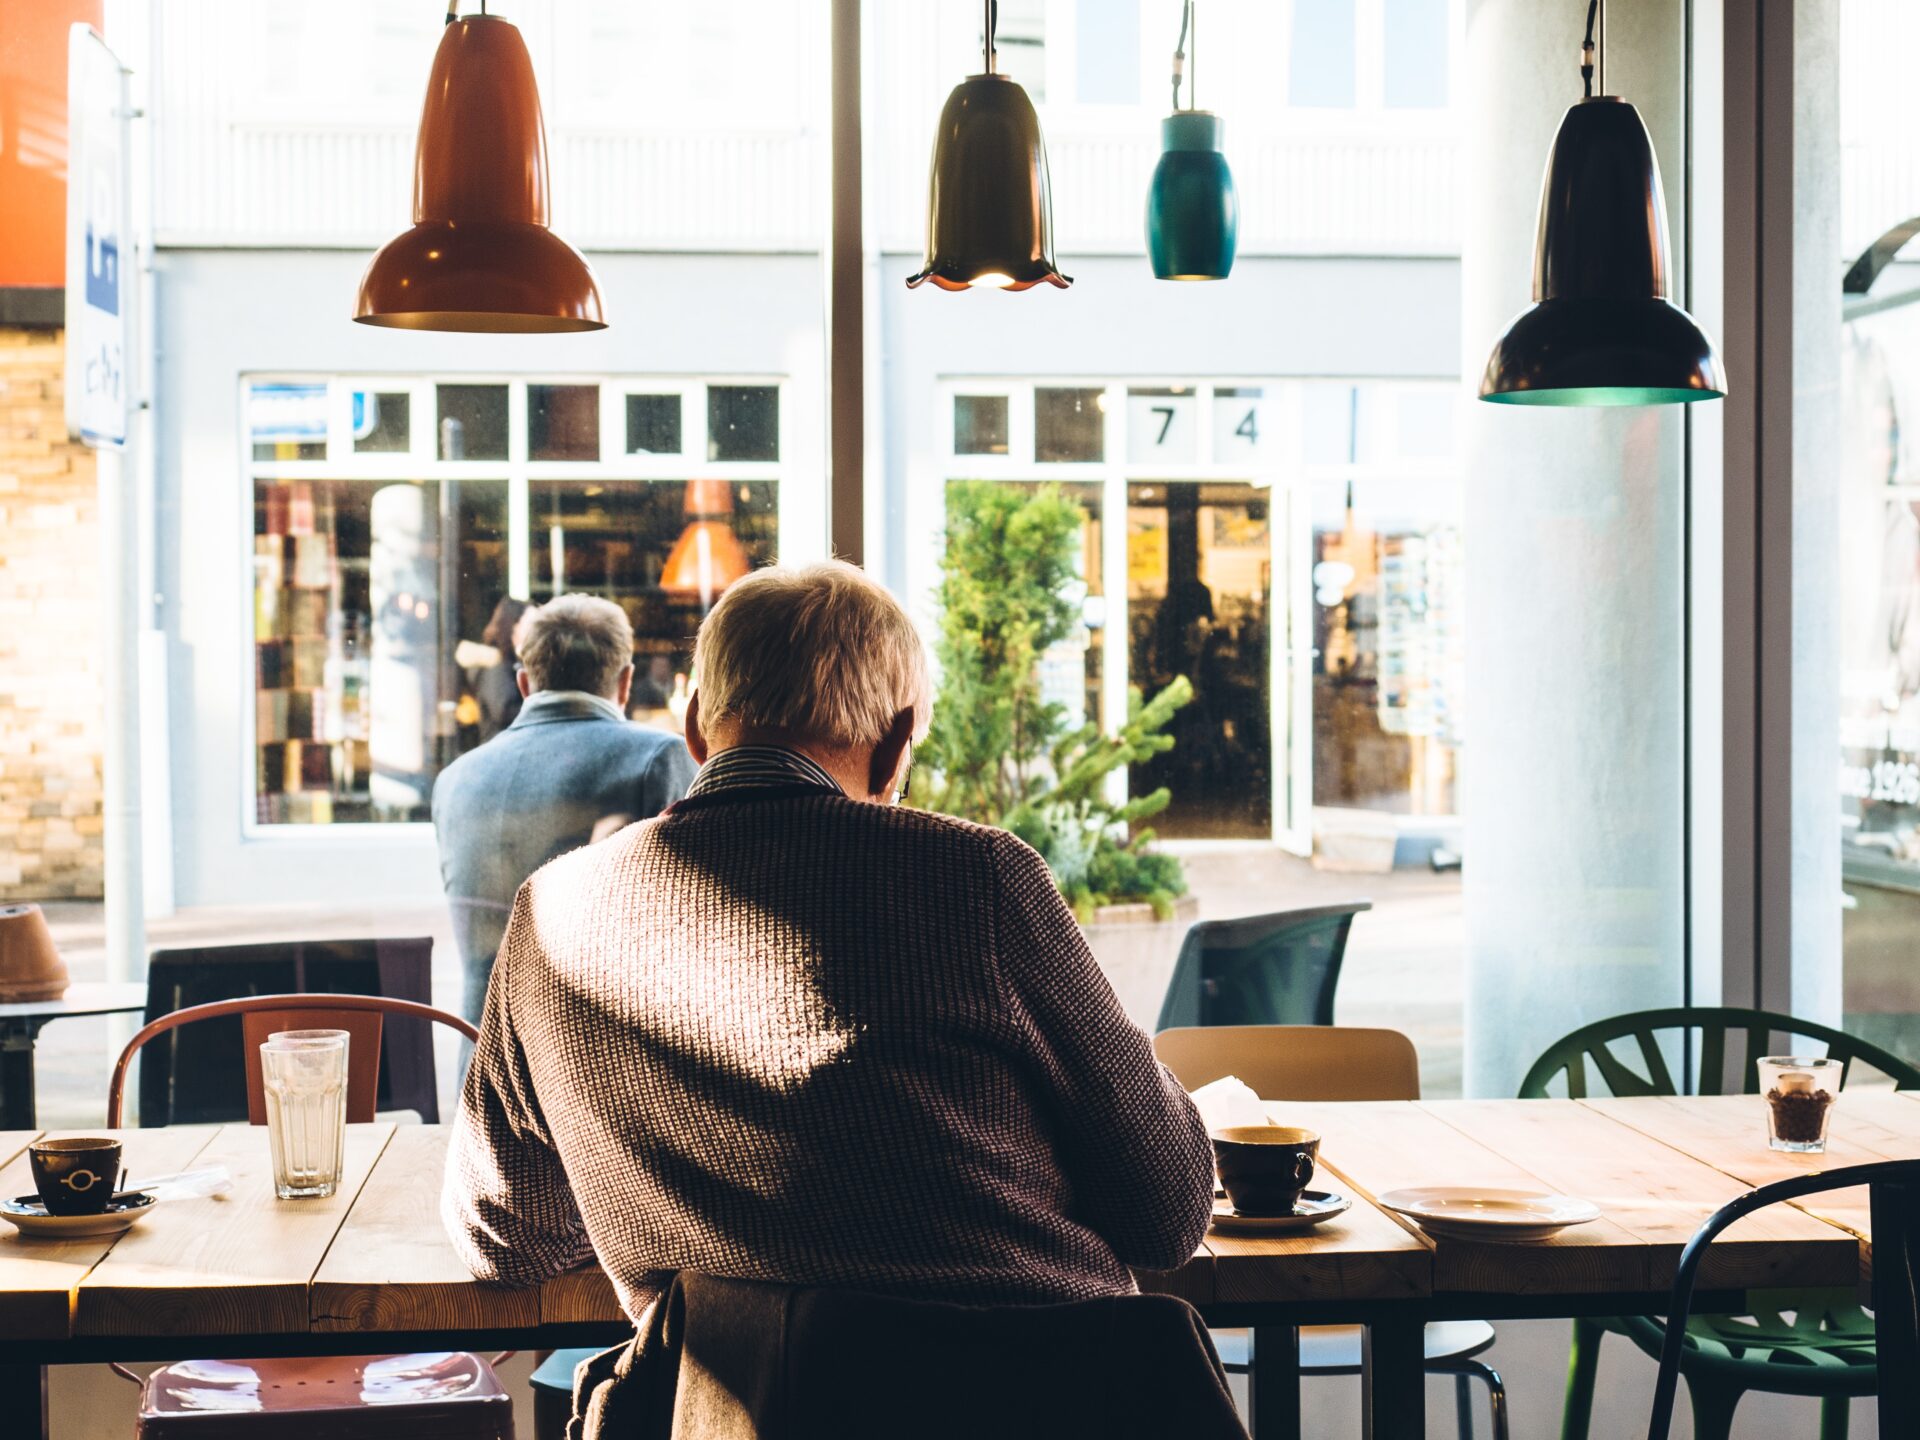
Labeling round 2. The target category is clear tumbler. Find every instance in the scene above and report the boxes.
[260,1029,349,1198]
[1758,1055,1842,1154]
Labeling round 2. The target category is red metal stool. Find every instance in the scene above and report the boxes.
[134,1353,513,1439]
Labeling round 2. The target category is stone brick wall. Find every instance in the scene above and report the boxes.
[0,326,104,899]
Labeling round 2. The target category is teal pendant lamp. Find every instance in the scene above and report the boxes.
[907,0,1070,291]
[1147,1,1236,281]
[1479,0,1725,406]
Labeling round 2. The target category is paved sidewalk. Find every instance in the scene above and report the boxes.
[29,849,1463,1128]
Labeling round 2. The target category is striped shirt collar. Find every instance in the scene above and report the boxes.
[687,744,845,799]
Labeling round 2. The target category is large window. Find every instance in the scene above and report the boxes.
[1839,0,1920,1057]
[925,378,1458,848]
[245,376,786,826]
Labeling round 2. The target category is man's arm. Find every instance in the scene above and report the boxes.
[441,887,596,1286]
[989,831,1215,1273]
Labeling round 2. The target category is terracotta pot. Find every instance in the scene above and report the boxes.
[0,904,69,1003]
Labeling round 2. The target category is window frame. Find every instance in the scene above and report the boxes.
[238,372,793,837]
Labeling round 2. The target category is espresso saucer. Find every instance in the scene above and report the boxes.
[1209,1190,1352,1235]
[0,1191,155,1239]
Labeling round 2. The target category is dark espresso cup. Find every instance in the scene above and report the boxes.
[29,1137,122,1216]
[1212,1126,1320,1217]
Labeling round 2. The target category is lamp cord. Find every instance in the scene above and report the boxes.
[1581,0,1599,97]
[1172,0,1194,111]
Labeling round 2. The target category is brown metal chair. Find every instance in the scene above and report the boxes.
[108,991,477,1127]
[106,992,513,1440]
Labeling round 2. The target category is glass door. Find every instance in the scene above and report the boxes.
[1124,480,1277,841]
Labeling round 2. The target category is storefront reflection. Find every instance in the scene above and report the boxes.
[1127,482,1272,840]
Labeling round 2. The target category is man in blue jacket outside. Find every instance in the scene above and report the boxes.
[433,593,696,1029]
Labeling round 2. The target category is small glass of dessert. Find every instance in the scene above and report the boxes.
[1757,1056,1842,1153]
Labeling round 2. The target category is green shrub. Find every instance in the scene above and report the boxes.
[920,481,1190,917]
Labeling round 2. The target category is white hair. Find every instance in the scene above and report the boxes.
[693,561,932,749]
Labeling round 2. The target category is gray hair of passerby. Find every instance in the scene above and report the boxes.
[514,594,634,698]
[692,561,932,750]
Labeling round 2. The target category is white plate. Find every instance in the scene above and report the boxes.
[1209,1190,1352,1236]
[1377,1186,1601,1244]
[0,1192,156,1239]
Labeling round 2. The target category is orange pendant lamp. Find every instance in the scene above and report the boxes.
[660,479,751,611]
[355,4,605,333]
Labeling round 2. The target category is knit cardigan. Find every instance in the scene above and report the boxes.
[442,786,1216,1315]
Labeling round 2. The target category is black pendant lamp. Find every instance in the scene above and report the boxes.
[907,0,1070,291]
[1479,0,1724,406]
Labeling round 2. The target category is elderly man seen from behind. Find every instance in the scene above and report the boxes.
[443,561,1214,1314]
[432,593,695,1029]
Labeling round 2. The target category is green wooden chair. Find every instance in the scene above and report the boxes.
[1518,1006,1920,1440]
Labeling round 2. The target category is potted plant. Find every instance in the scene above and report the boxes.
[918,482,1198,1024]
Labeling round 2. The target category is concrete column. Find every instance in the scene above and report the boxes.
[1461,0,1691,1097]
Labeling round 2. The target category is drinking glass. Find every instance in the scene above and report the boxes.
[260,1029,349,1198]
[1758,1055,1842,1153]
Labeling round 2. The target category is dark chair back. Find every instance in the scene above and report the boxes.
[582,1271,1249,1440]
[140,938,440,1124]
[1646,1160,1920,1440]
[1154,902,1370,1032]
[1519,1006,1920,1100]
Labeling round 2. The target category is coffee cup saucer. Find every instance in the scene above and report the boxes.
[1209,1189,1352,1235]
[0,1191,155,1239]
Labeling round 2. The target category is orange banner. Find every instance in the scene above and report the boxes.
[0,1,106,289]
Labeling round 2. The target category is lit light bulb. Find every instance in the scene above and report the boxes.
[969,272,1015,289]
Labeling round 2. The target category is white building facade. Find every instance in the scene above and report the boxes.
[124,0,1472,908]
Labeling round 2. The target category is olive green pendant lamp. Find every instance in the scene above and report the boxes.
[1479,0,1724,405]
[907,0,1070,291]
[1146,1,1237,281]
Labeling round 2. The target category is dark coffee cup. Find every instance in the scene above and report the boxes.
[1212,1125,1319,1217]
[29,1137,122,1216]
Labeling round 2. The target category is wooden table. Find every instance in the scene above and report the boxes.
[0,983,149,1130]
[1,1099,1916,1440]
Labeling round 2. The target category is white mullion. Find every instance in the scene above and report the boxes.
[690,383,710,466]
[598,379,622,465]
[1010,382,1037,466]
[1101,454,1129,806]
[411,379,435,465]
[508,380,532,598]
[327,379,355,460]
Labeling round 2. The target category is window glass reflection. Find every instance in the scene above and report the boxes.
[436,384,509,461]
[252,478,508,824]
[1312,478,1462,816]
[626,394,683,456]
[707,386,780,462]
[954,395,1010,456]
[353,391,411,454]
[1036,387,1105,463]
[1127,481,1272,839]
[530,480,779,725]
[250,382,327,462]
[528,385,600,462]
